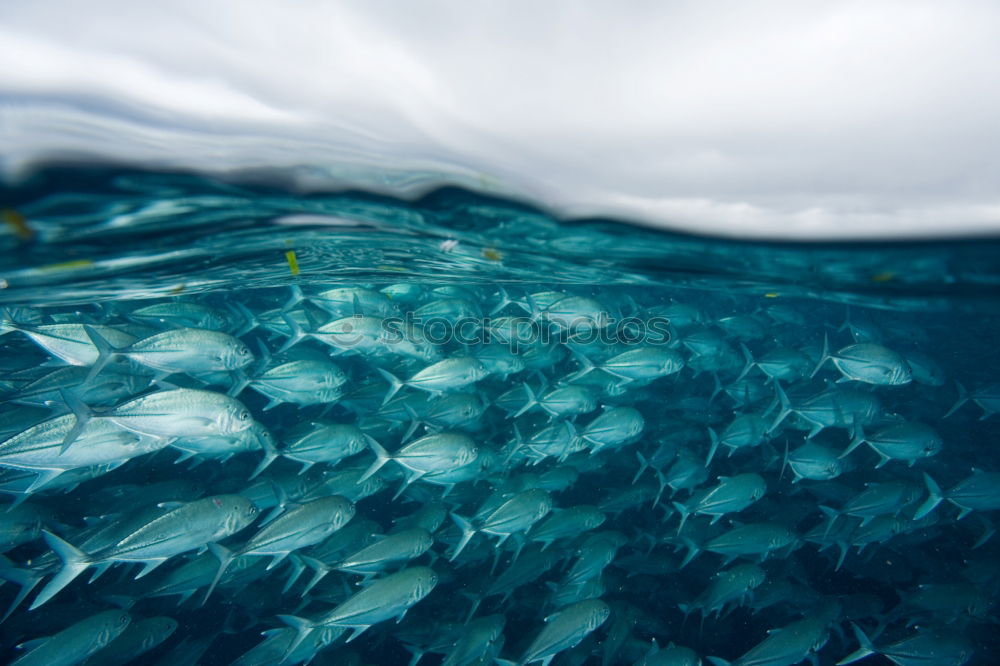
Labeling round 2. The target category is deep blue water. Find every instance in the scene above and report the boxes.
[1,167,999,665]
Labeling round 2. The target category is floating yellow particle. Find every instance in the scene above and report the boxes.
[2,209,34,241]
[764,292,780,298]
[39,259,93,272]
[285,250,300,276]
[482,247,503,262]
[871,272,895,283]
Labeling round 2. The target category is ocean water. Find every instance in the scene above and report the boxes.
[0,166,999,665]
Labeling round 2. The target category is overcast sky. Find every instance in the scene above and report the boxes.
[1,1,998,238]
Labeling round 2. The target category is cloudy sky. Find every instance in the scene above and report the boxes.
[1,1,998,238]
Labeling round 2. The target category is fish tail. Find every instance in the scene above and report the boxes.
[228,300,259,337]
[448,513,477,561]
[58,388,94,454]
[278,312,308,353]
[840,424,866,459]
[673,501,691,534]
[652,469,668,509]
[0,564,43,622]
[30,531,91,609]
[359,436,392,483]
[837,622,877,665]
[735,342,754,382]
[376,367,404,406]
[632,451,649,484]
[943,380,968,418]
[203,543,235,606]
[512,382,538,418]
[249,440,279,481]
[82,323,122,383]
[705,427,720,467]
[281,284,306,313]
[768,381,792,433]
[677,537,701,569]
[810,331,830,379]
[780,437,790,481]
[708,372,723,403]
[566,346,595,381]
[489,285,513,315]
[299,555,332,595]
[913,472,944,520]
[818,505,840,539]
[276,614,316,659]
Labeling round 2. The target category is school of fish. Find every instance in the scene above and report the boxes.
[0,283,997,665]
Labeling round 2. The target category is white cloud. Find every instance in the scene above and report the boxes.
[1,0,998,238]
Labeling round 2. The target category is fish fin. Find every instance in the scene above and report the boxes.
[30,531,91,609]
[706,659,732,666]
[735,343,755,382]
[678,537,701,569]
[281,554,306,594]
[401,404,424,442]
[705,427,720,467]
[250,440,279,481]
[16,637,50,651]
[281,285,306,313]
[359,437,392,483]
[300,555,331,595]
[278,312,307,353]
[810,331,830,379]
[81,323,124,384]
[942,380,967,418]
[228,300,258,337]
[449,513,477,561]
[673,501,691,534]
[633,451,649,484]
[134,558,169,579]
[266,551,290,571]
[345,624,371,643]
[840,425,866,459]
[392,470,425,501]
[768,382,792,433]
[652,469,667,509]
[818,505,840,538]
[836,623,877,665]
[913,471,944,520]
[57,388,93,454]
[708,372,724,404]
[780,437,790,481]
[277,614,315,657]
[489,286,513,315]
[0,565,43,622]
[376,368,404,406]
[973,515,994,548]
[513,382,538,418]
[566,346,595,381]
[203,543,236,605]
[227,370,251,397]
[24,468,66,494]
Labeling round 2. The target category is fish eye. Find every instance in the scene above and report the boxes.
[119,615,129,625]
[239,410,250,421]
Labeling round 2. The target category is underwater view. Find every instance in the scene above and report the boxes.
[0,168,998,666]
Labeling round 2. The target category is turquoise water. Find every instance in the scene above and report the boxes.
[1,167,998,665]
[3,168,999,309]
